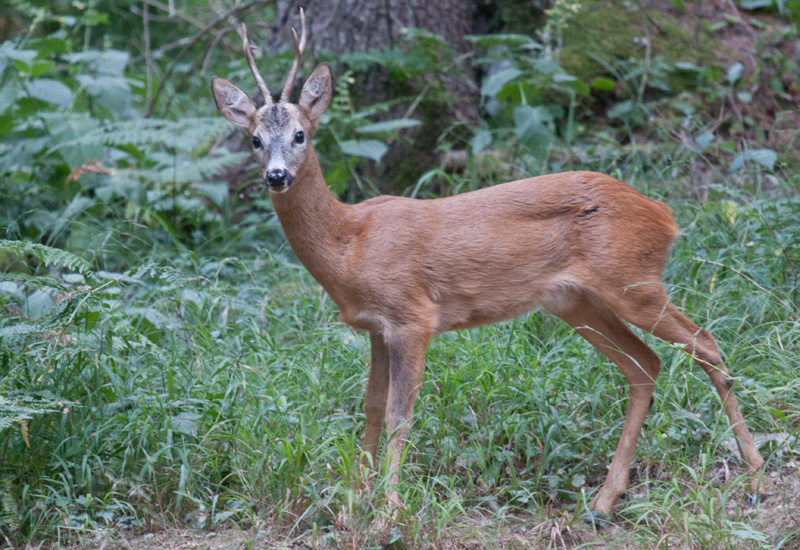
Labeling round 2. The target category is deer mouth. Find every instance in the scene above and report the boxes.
[265,173,294,193]
[268,184,291,194]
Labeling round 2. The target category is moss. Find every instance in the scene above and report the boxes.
[558,0,721,91]
[559,1,640,82]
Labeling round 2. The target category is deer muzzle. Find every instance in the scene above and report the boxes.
[266,168,294,192]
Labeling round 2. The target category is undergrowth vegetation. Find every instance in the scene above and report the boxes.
[1,0,799,548]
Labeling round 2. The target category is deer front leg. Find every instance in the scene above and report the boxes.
[382,327,430,511]
[362,332,390,475]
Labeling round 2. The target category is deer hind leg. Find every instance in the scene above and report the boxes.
[618,289,766,498]
[550,292,662,518]
[362,332,390,480]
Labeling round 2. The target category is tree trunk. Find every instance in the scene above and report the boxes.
[269,0,473,56]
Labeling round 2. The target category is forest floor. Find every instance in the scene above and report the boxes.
[70,444,799,550]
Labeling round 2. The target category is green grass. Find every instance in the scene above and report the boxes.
[1,166,799,549]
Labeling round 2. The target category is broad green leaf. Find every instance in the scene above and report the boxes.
[743,148,777,169]
[28,60,55,78]
[472,130,492,153]
[607,99,633,119]
[31,36,70,57]
[170,412,200,436]
[552,73,577,83]
[356,118,421,133]
[3,46,37,67]
[674,61,703,71]
[513,105,554,139]
[339,139,388,162]
[533,58,559,74]
[727,62,744,84]
[66,49,130,76]
[770,408,787,422]
[729,153,746,172]
[729,148,777,172]
[567,79,590,96]
[590,77,616,91]
[497,81,538,104]
[0,80,19,115]
[740,0,772,9]
[76,74,132,114]
[481,67,522,96]
[670,100,694,116]
[41,112,102,168]
[694,132,714,151]
[26,78,72,108]
[552,72,588,96]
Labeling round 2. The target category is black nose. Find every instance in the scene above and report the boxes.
[266,168,291,188]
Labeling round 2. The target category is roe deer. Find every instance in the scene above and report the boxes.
[210,9,766,522]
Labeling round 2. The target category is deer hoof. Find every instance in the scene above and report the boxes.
[583,510,611,529]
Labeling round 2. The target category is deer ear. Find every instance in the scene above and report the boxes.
[211,77,257,129]
[299,63,333,126]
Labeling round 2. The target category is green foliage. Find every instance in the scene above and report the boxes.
[0,0,798,547]
[0,392,67,433]
[0,7,245,254]
[468,30,589,156]
[326,29,466,196]
[0,238,95,277]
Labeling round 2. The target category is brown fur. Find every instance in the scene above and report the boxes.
[212,57,766,520]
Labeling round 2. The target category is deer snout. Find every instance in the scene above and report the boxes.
[266,168,294,191]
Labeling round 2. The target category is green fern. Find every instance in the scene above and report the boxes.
[127,261,185,288]
[0,272,71,292]
[0,392,69,434]
[0,476,19,535]
[0,322,58,346]
[49,117,230,155]
[0,242,189,351]
[0,240,96,280]
[108,153,247,190]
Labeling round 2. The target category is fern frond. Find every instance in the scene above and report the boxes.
[0,272,70,292]
[0,393,68,434]
[0,477,19,533]
[0,240,96,280]
[126,262,185,288]
[49,117,229,155]
[0,322,55,345]
[109,153,248,190]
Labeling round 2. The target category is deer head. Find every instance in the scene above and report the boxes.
[211,9,332,193]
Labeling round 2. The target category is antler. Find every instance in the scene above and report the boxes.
[242,23,272,106]
[280,7,307,103]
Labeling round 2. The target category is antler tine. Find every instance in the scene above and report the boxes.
[280,7,307,103]
[242,23,272,106]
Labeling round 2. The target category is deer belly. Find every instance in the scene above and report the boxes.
[432,275,580,333]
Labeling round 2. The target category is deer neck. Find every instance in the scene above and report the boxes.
[269,152,354,288]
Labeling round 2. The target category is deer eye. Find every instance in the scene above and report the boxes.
[294,131,305,144]
[252,136,262,148]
